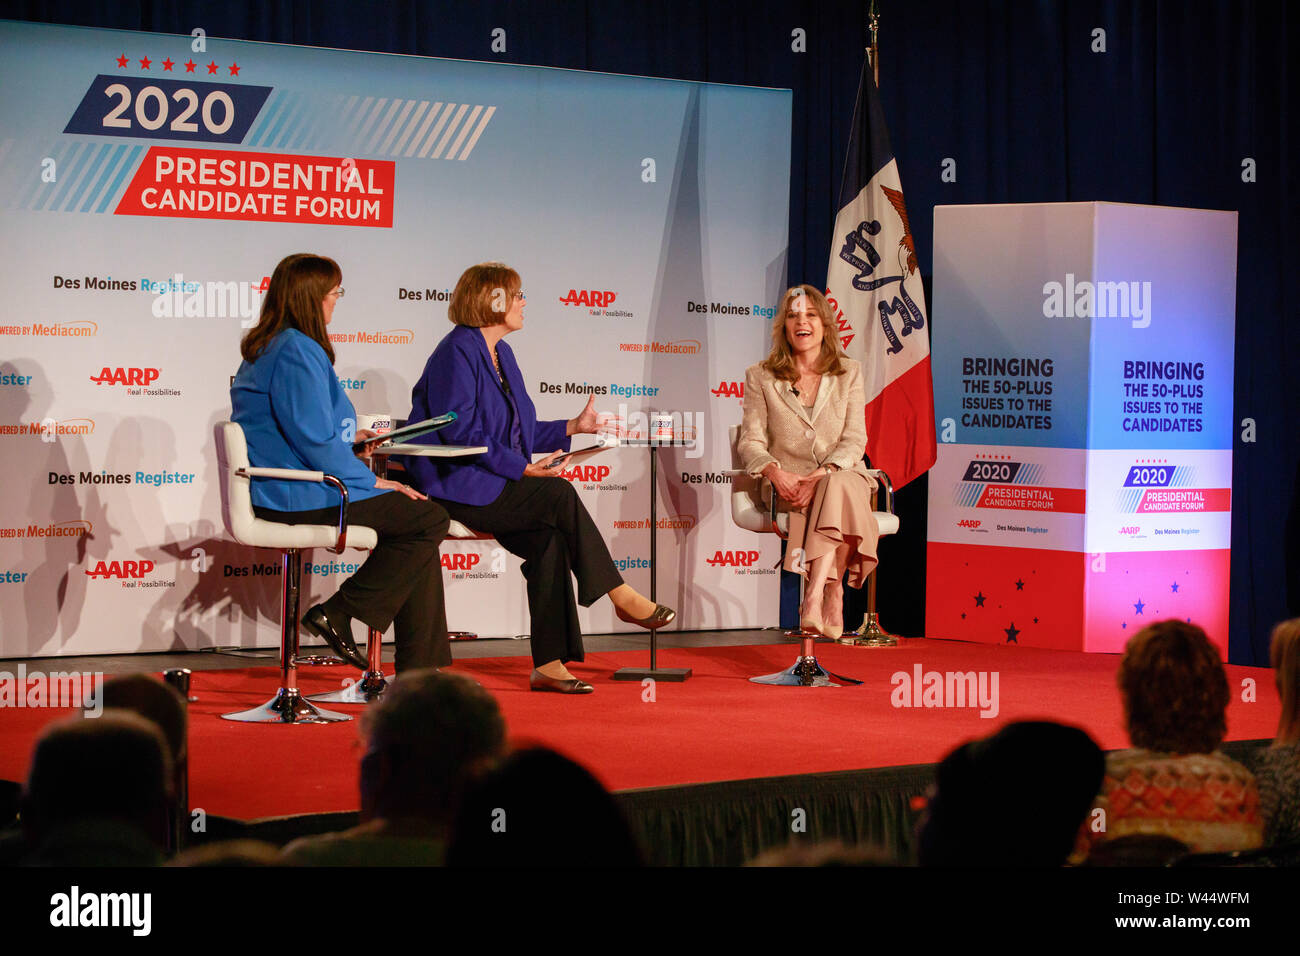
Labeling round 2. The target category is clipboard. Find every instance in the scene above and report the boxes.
[352,412,457,454]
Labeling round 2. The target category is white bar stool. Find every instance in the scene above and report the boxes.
[214,421,378,723]
[727,425,899,686]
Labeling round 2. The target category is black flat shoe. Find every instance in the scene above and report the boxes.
[303,604,369,670]
[614,603,677,629]
[529,669,595,694]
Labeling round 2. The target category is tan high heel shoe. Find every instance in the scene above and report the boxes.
[799,590,825,636]
[822,581,844,640]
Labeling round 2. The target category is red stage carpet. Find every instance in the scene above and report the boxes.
[0,638,1279,821]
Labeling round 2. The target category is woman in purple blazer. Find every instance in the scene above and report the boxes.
[405,262,673,694]
[232,253,450,673]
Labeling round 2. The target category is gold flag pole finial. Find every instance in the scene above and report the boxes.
[868,1,880,87]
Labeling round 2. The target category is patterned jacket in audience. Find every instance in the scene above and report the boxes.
[1085,749,1263,854]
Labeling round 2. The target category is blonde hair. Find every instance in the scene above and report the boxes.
[759,285,845,382]
[448,262,521,328]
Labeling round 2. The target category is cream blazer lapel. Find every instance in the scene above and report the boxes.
[807,372,834,426]
[777,378,805,421]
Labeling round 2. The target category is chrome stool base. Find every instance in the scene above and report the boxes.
[308,669,392,703]
[750,634,861,687]
[222,687,351,723]
[293,654,348,666]
[308,626,392,703]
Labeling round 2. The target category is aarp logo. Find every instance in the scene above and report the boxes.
[90,367,160,386]
[559,464,611,484]
[559,289,617,308]
[705,550,761,567]
[85,559,154,579]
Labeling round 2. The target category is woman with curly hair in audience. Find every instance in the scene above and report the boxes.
[1082,619,1263,857]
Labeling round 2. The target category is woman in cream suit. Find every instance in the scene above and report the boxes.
[738,284,880,639]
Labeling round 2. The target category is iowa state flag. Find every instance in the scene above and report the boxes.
[825,58,936,489]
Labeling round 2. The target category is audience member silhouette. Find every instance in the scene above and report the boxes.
[1082,834,1190,867]
[21,710,172,866]
[1249,617,1300,845]
[169,839,282,867]
[446,746,644,867]
[916,720,1104,866]
[747,840,896,866]
[101,673,188,852]
[281,669,505,866]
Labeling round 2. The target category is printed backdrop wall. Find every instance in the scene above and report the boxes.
[0,21,792,657]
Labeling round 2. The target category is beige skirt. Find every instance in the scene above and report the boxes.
[781,471,880,589]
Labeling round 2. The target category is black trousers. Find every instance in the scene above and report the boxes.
[254,492,451,671]
[440,476,623,667]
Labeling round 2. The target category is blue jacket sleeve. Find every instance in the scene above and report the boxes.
[270,338,377,491]
[415,344,530,481]
[534,417,570,453]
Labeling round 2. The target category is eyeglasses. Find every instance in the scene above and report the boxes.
[512,290,525,300]
[328,288,346,298]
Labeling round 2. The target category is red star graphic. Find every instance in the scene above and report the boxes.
[162,57,175,71]
[206,61,219,75]
[229,61,240,76]
[116,54,129,68]
[139,56,152,69]
[184,59,197,73]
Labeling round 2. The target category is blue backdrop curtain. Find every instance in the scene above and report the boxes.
[3,0,1294,665]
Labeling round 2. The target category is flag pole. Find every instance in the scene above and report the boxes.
[868,0,880,87]
[851,0,898,649]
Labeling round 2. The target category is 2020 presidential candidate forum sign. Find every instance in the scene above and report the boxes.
[926,202,1237,655]
[0,21,791,657]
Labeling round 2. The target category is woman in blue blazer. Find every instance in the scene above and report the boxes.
[405,262,673,694]
[231,254,450,672]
